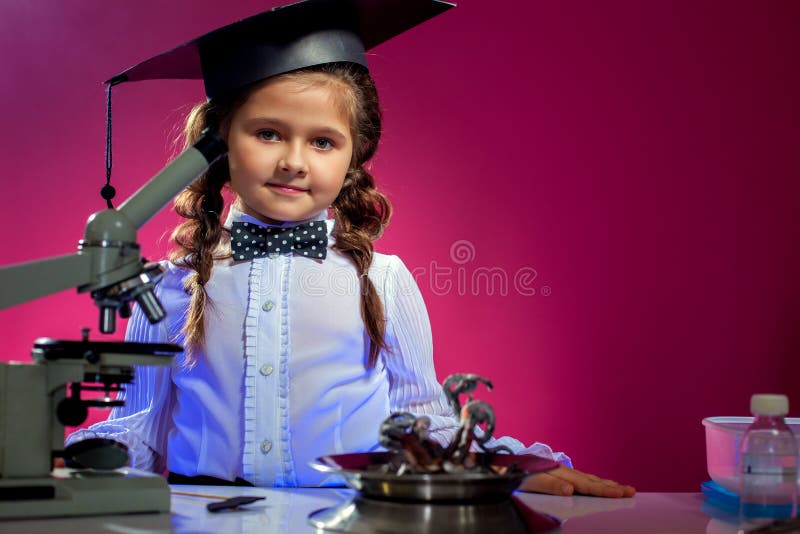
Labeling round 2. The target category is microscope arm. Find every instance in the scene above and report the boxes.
[118,133,226,230]
[0,253,91,309]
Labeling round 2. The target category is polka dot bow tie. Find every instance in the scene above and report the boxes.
[231,221,328,261]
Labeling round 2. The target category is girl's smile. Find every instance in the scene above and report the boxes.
[226,74,354,225]
[266,183,310,195]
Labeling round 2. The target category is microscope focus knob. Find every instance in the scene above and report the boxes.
[57,397,89,427]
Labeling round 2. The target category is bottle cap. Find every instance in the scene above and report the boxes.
[750,394,789,416]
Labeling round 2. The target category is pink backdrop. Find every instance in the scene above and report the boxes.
[1,0,798,492]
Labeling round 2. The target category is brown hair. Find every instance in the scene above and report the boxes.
[170,63,391,368]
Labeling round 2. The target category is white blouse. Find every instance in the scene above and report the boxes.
[67,207,571,486]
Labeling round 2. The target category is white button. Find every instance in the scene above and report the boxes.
[262,300,275,312]
[260,440,272,454]
[260,364,274,376]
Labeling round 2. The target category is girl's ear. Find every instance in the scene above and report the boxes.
[217,122,232,143]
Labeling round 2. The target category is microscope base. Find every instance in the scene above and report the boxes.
[0,468,170,519]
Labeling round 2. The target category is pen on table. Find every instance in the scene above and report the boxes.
[170,491,267,512]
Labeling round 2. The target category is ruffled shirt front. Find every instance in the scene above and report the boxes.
[67,207,571,485]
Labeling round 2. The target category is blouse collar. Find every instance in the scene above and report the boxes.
[224,205,334,237]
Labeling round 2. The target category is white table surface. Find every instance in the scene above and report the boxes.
[0,487,745,533]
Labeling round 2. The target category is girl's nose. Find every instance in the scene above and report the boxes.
[279,142,308,175]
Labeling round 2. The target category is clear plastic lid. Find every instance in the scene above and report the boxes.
[751,394,789,416]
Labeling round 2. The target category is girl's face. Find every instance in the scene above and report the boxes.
[226,75,353,224]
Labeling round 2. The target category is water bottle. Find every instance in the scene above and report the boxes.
[739,394,798,526]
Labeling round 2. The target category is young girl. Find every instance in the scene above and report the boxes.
[68,0,633,498]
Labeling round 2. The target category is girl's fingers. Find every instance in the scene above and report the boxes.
[571,469,629,492]
[559,467,637,498]
[556,467,636,498]
[520,471,575,496]
[521,466,636,498]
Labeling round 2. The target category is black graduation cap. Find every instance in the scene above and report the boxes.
[107,0,456,99]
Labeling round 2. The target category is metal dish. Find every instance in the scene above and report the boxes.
[309,451,559,503]
[308,495,562,534]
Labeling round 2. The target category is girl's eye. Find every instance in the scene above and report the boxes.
[313,138,334,150]
[257,130,280,142]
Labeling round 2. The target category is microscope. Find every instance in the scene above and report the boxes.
[0,131,226,519]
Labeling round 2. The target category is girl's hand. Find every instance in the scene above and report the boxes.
[519,465,636,498]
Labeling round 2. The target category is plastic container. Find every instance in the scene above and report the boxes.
[739,394,798,523]
[702,416,800,494]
